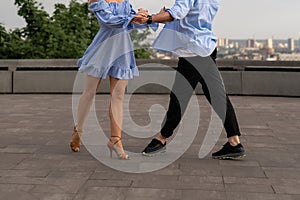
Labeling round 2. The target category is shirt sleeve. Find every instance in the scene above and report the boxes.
[89,1,129,28]
[129,23,159,32]
[166,0,195,20]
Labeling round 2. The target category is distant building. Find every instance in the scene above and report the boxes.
[257,42,265,49]
[214,38,300,61]
[234,42,239,49]
[279,53,300,61]
[267,38,273,49]
[288,38,295,52]
[217,38,229,48]
[247,39,256,48]
[278,43,288,49]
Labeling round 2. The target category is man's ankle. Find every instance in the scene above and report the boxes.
[228,135,240,146]
[156,134,166,145]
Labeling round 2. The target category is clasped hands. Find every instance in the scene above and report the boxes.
[132,7,167,24]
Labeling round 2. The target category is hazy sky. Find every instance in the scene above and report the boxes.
[0,0,299,39]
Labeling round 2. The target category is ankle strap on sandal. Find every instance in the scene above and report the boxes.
[110,136,121,144]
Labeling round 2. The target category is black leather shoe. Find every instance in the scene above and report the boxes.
[142,138,166,156]
[212,142,245,160]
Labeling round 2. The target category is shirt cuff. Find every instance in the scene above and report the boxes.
[165,8,178,20]
[123,15,135,28]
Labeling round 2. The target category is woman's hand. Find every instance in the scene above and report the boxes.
[132,14,148,24]
[137,8,149,17]
[132,8,149,24]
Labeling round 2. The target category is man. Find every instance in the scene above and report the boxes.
[134,0,245,159]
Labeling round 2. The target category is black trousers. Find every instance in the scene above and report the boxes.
[160,49,241,138]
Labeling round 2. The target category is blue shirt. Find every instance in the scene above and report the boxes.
[152,0,219,57]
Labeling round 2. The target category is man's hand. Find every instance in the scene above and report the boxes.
[158,7,166,15]
[133,6,173,24]
[152,6,173,23]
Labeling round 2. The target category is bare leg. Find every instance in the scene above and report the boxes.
[156,134,166,145]
[71,75,101,152]
[228,135,241,146]
[76,75,101,131]
[108,76,128,157]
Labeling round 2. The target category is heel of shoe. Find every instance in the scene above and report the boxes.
[108,136,129,160]
[70,126,82,152]
[107,143,113,158]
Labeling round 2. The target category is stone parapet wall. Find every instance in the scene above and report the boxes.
[1,59,300,96]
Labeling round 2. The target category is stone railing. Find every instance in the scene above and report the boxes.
[1,59,300,96]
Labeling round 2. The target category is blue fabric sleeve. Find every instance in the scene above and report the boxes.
[123,4,136,28]
[130,23,159,32]
[89,1,129,28]
[166,0,195,20]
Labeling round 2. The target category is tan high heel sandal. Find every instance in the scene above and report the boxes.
[70,126,82,152]
[107,136,129,160]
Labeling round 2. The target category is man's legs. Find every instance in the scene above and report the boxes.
[199,77,241,139]
[188,50,244,159]
[142,57,201,155]
[181,51,244,159]
[157,50,220,142]
[163,54,242,140]
[197,66,245,159]
[160,58,201,138]
[142,50,245,159]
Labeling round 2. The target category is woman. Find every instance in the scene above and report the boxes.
[70,0,156,159]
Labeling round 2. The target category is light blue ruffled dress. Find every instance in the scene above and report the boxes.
[78,0,158,80]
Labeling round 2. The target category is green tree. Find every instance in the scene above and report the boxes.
[0,0,152,59]
[0,24,26,59]
[130,28,152,59]
[14,0,51,58]
[50,1,99,58]
[0,24,9,59]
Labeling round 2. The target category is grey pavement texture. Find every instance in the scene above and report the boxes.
[0,94,300,200]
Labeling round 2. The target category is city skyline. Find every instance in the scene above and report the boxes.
[0,0,299,39]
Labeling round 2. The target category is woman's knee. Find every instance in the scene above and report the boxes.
[111,87,126,101]
[82,89,96,100]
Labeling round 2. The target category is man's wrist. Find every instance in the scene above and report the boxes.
[146,15,153,24]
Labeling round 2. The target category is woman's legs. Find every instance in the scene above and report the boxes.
[109,76,128,151]
[72,74,128,157]
[76,75,101,131]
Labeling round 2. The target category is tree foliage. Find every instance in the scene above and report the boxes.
[130,28,152,59]
[0,0,151,59]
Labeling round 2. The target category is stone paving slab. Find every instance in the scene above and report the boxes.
[0,94,300,200]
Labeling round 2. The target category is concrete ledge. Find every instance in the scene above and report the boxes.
[14,71,77,93]
[2,59,300,68]
[242,72,300,96]
[221,71,242,94]
[11,70,244,95]
[127,70,175,94]
[0,71,12,93]
[1,59,300,96]
[13,71,111,94]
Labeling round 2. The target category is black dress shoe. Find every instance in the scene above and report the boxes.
[142,138,166,156]
[212,142,245,160]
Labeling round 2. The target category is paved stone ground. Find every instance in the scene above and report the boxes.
[0,94,300,200]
